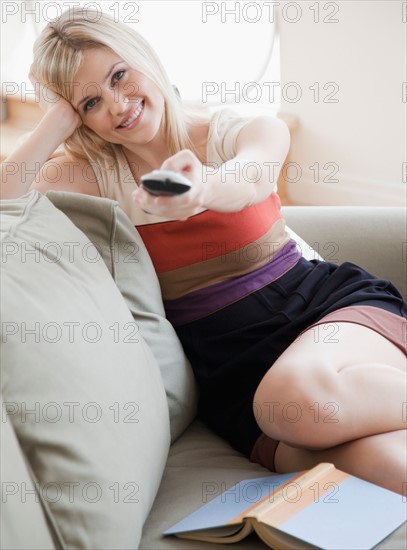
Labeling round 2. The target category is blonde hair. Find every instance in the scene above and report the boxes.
[31,7,208,185]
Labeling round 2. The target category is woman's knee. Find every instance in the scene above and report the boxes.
[253,359,341,447]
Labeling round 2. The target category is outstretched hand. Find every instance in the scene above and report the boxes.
[132,150,208,221]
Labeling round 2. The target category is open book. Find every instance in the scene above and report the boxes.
[164,463,406,549]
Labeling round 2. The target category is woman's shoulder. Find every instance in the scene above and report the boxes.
[184,107,251,162]
[207,108,252,137]
[205,108,252,164]
[29,153,101,197]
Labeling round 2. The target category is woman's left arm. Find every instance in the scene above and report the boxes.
[202,115,291,212]
[132,115,290,218]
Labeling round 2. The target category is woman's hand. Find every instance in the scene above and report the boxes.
[132,150,208,221]
[134,115,291,215]
[0,72,83,199]
[29,69,82,141]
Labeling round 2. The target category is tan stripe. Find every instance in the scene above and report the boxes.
[159,218,290,300]
[258,468,350,527]
[227,464,348,527]
[228,468,315,526]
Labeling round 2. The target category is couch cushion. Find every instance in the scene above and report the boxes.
[140,420,407,549]
[283,206,406,298]
[140,420,271,549]
[46,190,198,442]
[285,224,323,261]
[0,190,170,549]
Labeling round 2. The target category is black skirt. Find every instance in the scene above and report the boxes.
[174,257,407,457]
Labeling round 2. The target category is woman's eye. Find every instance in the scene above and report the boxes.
[84,98,98,112]
[112,70,125,84]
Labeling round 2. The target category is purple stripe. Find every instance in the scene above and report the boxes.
[164,240,302,326]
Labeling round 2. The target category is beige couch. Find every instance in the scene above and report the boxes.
[1,191,405,549]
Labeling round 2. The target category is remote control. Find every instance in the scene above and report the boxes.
[140,170,192,196]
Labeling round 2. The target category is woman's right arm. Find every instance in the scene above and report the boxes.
[0,91,81,200]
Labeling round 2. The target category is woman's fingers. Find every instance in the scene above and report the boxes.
[132,186,202,221]
[132,152,207,220]
[160,150,202,183]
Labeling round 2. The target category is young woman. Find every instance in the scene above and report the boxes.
[1,8,406,494]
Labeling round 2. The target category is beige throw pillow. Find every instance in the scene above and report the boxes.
[46,190,198,442]
[1,190,170,549]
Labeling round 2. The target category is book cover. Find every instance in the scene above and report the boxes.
[163,463,407,549]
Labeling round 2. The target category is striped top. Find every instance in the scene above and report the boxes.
[96,109,301,325]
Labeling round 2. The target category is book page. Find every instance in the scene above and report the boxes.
[254,522,314,550]
[176,522,254,543]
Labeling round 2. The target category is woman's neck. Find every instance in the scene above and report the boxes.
[121,129,171,178]
[122,116,211,178]
[123,145,170,173]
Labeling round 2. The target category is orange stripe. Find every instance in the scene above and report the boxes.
[259,469,350,527]
[228,469,313,525]
[228,464,349,527]
[137,194,282,273]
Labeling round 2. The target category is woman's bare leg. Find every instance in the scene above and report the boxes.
[253,322,406,450]
[252,321,406,492]
[274,429,407,495]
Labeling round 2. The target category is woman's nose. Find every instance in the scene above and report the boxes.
[108,91,129,116]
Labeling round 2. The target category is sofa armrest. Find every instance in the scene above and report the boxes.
[282,206,406,299]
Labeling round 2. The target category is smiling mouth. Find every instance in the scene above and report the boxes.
[117,100,144,128]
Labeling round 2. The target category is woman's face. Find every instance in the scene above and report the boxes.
[71,47,165,146]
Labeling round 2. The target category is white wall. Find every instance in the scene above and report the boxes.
[278,0,406,206]
[2,1,404,206]
[0,1,280,116]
